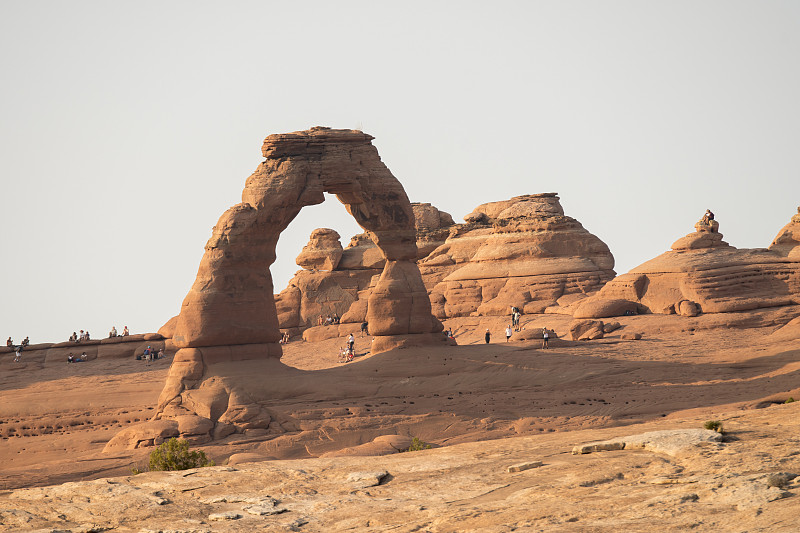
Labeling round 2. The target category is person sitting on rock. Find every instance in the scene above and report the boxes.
[67,353,74,363]
[122,326,129,336]
[69,332,78,342]
[109,326,117,338]
[78,351,87,362]
[21,336,29,347]
[6,337,12,347]
[701,209,715,226]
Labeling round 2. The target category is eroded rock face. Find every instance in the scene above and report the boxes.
[769,206,800,259]
[581,214,800,317]
[172,127,440,350]
[295,228,343,271]
[422,193,615,319]
[274,193,614,331]
[116,128,446,450]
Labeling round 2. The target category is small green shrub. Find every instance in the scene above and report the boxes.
[404,437,432,452]
[785,397,795,404]
[148,438,215,471]
[703,420,724,434]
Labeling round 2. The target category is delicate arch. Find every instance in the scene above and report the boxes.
[172,127,441,351]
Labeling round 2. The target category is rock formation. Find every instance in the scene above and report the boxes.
[421,194,615,318]
[274,193,615,336]
[769,206,800,259]
[576,212,800,318]
[109,127,446,450]
[295,228,343,271]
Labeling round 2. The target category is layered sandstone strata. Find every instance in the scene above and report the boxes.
[576,213,800,318]
[275,193,615,335]
[422,194,615,318]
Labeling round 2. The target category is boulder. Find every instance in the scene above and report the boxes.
[295,228,344,271]
[573,298,639,319]
[568,320,605,341]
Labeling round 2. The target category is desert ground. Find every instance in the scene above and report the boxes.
[1,310,799,531]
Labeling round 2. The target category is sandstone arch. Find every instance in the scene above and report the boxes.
[173,127,441,352]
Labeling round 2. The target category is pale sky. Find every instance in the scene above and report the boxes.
[2,1,798,343]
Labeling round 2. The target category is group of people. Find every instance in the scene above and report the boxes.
[510,306,522,331]
[6,336,30,362]
[137,345,164,364]
[108,325,129,338]
[67,352,89,363]
[69,330,92,342]
[485,325,551,348]
[318,314,341,326]
[278,331,290,344]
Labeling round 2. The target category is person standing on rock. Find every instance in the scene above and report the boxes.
[485,329,491,344]
[348,333,355,354]
[505,325,512,342]
[6,337,12,347]
[542,328,550,349]
[361,322,368,337]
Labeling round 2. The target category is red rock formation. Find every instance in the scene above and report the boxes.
[295,228,343,271]
[274,194,614,333]
[109,128,447,450]
[578,213,800,318]
[172,127,441,351]
[769,206,800,259]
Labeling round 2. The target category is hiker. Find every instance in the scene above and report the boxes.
[6,337,12,347]
[506,325,512,342]
[542,328,550,349]
[157,348,164,359]
[348,333,355,353]
[485,329,491,344]
[361,321,369,337]
[13,346,22,362]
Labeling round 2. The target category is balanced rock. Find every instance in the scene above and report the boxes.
[769,206,800,259]
[295,228,343,271]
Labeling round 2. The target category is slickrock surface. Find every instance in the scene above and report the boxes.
[577,215,800,318]
[2,399,799,531]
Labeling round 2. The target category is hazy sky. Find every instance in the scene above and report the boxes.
[2,1,798,343]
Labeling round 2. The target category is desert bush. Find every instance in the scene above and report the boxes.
[766,473,792,489]
[703,420,724,433]
[148,438,215,471]
[404,437,432,452]
[785,397,796,404]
